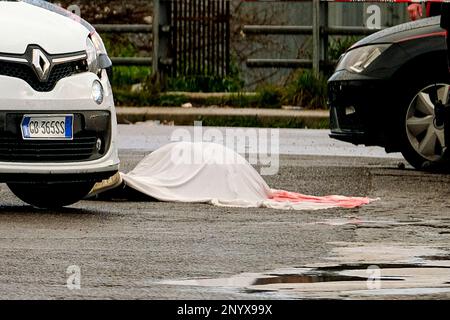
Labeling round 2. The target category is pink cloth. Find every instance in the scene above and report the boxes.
[270,190,374,209]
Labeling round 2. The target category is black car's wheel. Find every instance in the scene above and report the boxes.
[7,182,95,209]
[400,83,450,170]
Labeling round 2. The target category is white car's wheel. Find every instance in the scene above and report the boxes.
[401,83,450,170]
[8,182,95,209]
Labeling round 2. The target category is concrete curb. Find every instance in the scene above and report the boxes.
[116,107,330,129]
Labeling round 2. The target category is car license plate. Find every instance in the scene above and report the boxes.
[21,115,73,140]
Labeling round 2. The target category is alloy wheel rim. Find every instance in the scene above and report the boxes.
[406,83,450,162]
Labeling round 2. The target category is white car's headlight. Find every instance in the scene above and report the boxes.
[90,32,108,56]
[86,37,99,74]
[86,32,111,75]
[336,44,391,73]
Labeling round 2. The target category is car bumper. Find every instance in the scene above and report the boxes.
[0,70,120,182]
[328,70,390,147]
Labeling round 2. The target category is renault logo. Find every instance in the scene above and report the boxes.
[31,48,51,82]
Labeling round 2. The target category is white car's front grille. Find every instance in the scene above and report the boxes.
[0,112,112,163]
[0,47,88,92]
[0,136,98,161]
[0,59,86,91]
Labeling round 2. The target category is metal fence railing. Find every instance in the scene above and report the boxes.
[93,24,153,66]
[170,0,231,78]
[95,0,232,85]
[243,0,382,74]
[243,25,379,69]
[94,0,387,80]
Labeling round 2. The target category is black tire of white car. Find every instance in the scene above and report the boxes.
[399,79,450,171]
[7,182,95,209]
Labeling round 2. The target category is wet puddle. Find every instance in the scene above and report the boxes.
[251,270,408,286]
[311,218,450,230]
[421,255,450,261]
[252,274,370,285]
[158,244,450,299]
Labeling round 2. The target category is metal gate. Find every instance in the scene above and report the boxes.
[155,0,231,79]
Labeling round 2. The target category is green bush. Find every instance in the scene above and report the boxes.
[101,33,152,105]
[328,36,361,61]
[283,70,328,109]
[167,57,244,92]
[101,32,327,109]
[112,66,151,87]
[167,75,244,93]
[256,85,284,108]
[113,70,328,109]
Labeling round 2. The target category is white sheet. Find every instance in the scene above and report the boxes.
[122,142,271,207]
[120,142,376,210]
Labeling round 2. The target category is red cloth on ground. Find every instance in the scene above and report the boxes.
[270,190,373,209]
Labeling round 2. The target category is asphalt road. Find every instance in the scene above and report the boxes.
[118,124,403,159]
[0,125,449,300]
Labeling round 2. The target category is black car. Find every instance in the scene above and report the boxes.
[328,16,450,170]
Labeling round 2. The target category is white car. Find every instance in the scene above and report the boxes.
[0,0,120,208]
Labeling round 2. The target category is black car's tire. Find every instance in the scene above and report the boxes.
[7,182,95,209]
[398,81,450,171]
